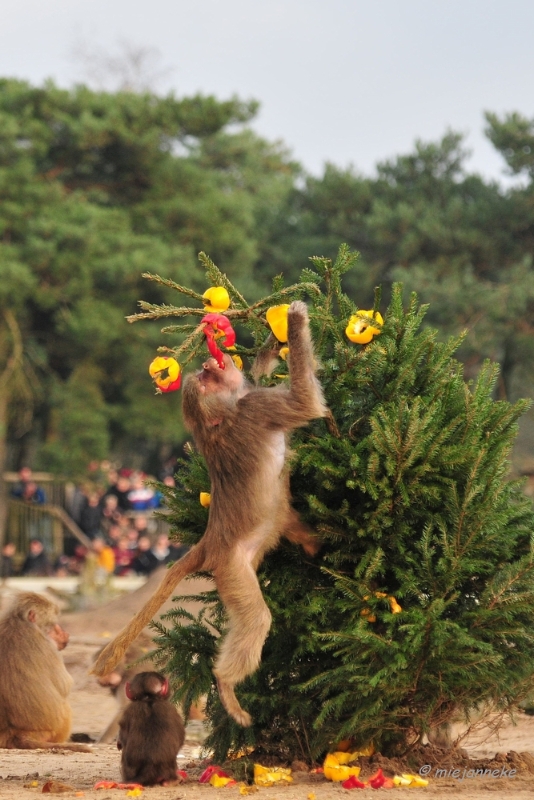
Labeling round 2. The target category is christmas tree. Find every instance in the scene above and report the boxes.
[137,245,534,761]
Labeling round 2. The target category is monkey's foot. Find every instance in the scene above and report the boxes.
[215,677,252,727]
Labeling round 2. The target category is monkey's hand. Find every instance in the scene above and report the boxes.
[287,300,309,330]
[285,300,328,421]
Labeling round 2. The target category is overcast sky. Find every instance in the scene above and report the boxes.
[1,0,532,183]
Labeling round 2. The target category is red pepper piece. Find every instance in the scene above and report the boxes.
[199,765,229,783]
[341,775,367,789]
[201,313,236,370]
[368,768,386,789]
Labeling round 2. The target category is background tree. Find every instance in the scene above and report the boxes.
[257,132,534,469]
[3,76,534,489]
[148,246,534,761]
[0,79,297,494]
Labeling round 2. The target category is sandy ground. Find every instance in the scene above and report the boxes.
[1,576,534,799]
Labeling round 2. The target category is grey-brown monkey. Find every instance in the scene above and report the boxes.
[93,301,327,726]
[0,592,90,751]
[117,671,185,786]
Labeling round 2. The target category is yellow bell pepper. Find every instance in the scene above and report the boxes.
[345,310,383,344]
[209,774,236,787]
[202,286,230,312]
[253,764,292,786]
[396,773,429,787]
[323,753,361,782]
[266,304,290,343]
[389,596,402,614]
[393,775,412,786]
[148,356,181,392]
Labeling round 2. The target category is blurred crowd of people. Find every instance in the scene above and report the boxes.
[2,464,188,580]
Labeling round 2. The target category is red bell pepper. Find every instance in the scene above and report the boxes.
[201,313,236,369]
[341,775,367,789]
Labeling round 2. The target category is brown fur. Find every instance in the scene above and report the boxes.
[117,671,185,786]
[93,301,327,726]
[0,592,90,751]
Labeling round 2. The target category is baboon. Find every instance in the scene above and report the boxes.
[94,301,327,726]
[0,592,90,751]
[117,671,185,786]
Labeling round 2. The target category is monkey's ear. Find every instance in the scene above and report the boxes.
[28,610,37,623]
[125,682,134,701]
[160,677,170,698]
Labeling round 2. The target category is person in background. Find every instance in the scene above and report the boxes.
[112,535,134,576]
[11,467,46,505]
[146,533,188,572]
[68,544,87,575]
[127,472,157,511]
[53,553,71,576]
[79,491,103,540]
[125,526,140,553]
[107,473,132,512]
[0,542,16,578]
[132,514,151,539]
[20,538,53,576]
[130,536,155,576]
[92,537,115,575]
[100,493,122,531]
[105,523,123,547]
[11,467,46,504]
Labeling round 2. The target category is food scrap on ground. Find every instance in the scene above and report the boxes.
[253,764,293,786]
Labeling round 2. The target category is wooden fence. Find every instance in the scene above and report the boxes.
[4,473,170,562]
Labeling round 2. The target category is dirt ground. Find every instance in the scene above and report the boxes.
[1,576,534,799]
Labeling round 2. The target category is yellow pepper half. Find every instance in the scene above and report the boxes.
[202,286,230,312]
[209,774,236,788]
[393,773,429,787]
[345,310,384,344]
[389,596,402,614]
[253,765,292,786]
[200,492,211,507]
[266,304,290,343]
[323,753,361,782]
[148,356,181,392]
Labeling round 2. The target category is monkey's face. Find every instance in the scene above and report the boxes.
[196,355,246,397]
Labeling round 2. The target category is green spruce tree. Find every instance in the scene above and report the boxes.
[138,246,534,761]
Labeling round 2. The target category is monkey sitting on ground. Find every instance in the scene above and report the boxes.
[94,301,328,726]
[117,671,185,786]
[0,592,91,751]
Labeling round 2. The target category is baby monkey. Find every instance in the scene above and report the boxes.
[117,671,185,786]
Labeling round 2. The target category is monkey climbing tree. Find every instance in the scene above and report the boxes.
[134,245,534,762]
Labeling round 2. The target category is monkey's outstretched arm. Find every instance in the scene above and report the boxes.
[240,301,327,429]
[92,544,205,677]
[286,300,327,417]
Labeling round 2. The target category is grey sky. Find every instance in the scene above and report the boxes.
[1,0,532,182]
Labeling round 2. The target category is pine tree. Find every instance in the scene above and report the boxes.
[139,245,534,762]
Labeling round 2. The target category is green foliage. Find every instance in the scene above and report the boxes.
[0,78,297,475]
[148,246,534,760]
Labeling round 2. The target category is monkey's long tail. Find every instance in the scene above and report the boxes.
[91,544,206,677]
